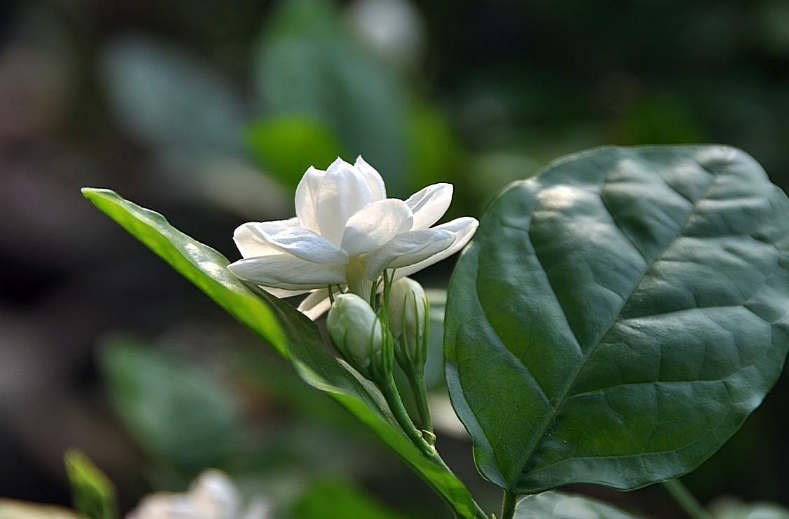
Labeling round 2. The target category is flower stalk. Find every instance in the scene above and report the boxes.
[405,368,434,442]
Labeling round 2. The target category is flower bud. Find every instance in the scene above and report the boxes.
[389,277,428,366]
[327,293,384,378]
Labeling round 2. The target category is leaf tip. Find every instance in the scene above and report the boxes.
[81,187,115,201]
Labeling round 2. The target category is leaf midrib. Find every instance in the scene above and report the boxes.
[509,159,724,487]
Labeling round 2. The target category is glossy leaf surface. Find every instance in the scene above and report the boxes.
[445,146,789,492]
[82,189,481,519]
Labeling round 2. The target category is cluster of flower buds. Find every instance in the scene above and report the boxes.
[326,276,436,449]
[326,276,429,385]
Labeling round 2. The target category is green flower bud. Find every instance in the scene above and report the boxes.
[389,277,429,366]
[327,293,384,378]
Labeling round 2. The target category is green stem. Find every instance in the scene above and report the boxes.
[406,368,434,439]
[663,479,713,519]
[501,489,518,519]
[379,374,434,456]
[379,375,488,519]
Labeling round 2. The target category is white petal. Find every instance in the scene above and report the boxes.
[295,166,326,232]
[340,199,413,256]
[128,494,194,519]
[395,217,479,278]
[355,156,387,201]
[297,287,339,320]
[316,159,374,244]
[326,156,354,173]
[405,183,453,229]
[365,229,455,279]
[228,254,346,290]
[261,286,311,298]
[190,470,240,519]
[233,218,298,258]
[258,226,349,265]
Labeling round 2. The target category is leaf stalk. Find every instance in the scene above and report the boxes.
[501,489,518,519]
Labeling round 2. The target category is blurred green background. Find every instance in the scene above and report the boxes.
[1,0,787,517]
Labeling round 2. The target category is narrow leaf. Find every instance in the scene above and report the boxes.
[82,188,481,519]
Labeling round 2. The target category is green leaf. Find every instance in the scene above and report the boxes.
[100,35,245,153]
[0,500,85,519]
[81,188,482,519]
[246,116,344,190]
[515,492,647,519]
[64,450,117,519]
[100,338,242,473]
[252,0,409,195]
[445,146,789,492]
[292,479,405,519]
[711,499,789,519]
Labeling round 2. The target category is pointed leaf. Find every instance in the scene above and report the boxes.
[82,188,481,519]
[64,451,117,519]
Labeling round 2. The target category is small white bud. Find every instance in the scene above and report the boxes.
[389,277,428,363]
[327,293,384,377]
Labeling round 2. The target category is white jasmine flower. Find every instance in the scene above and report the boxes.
[127,470,270,519]
[228,156,478,319]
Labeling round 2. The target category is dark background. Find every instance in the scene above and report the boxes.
[1,0,787,517]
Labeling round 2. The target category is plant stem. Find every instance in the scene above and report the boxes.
[406,368,434,438]
[379,375,488,519]
[501,489,518,519]
[663,479,713,519]
[379,374,434,456]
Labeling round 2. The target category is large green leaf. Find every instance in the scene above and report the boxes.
[82,188,482,519]
[445,146,789,492]
[515,492,647,519]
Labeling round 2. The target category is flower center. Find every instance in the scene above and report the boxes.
[346,256,373,300]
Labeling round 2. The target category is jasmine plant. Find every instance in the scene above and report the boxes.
[81,146,789,519]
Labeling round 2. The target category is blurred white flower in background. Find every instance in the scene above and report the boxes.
[346,0,426,69]
[228,156,478,319]
[127,470,270,519]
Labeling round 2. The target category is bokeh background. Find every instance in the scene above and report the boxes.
[1,0,788,517]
